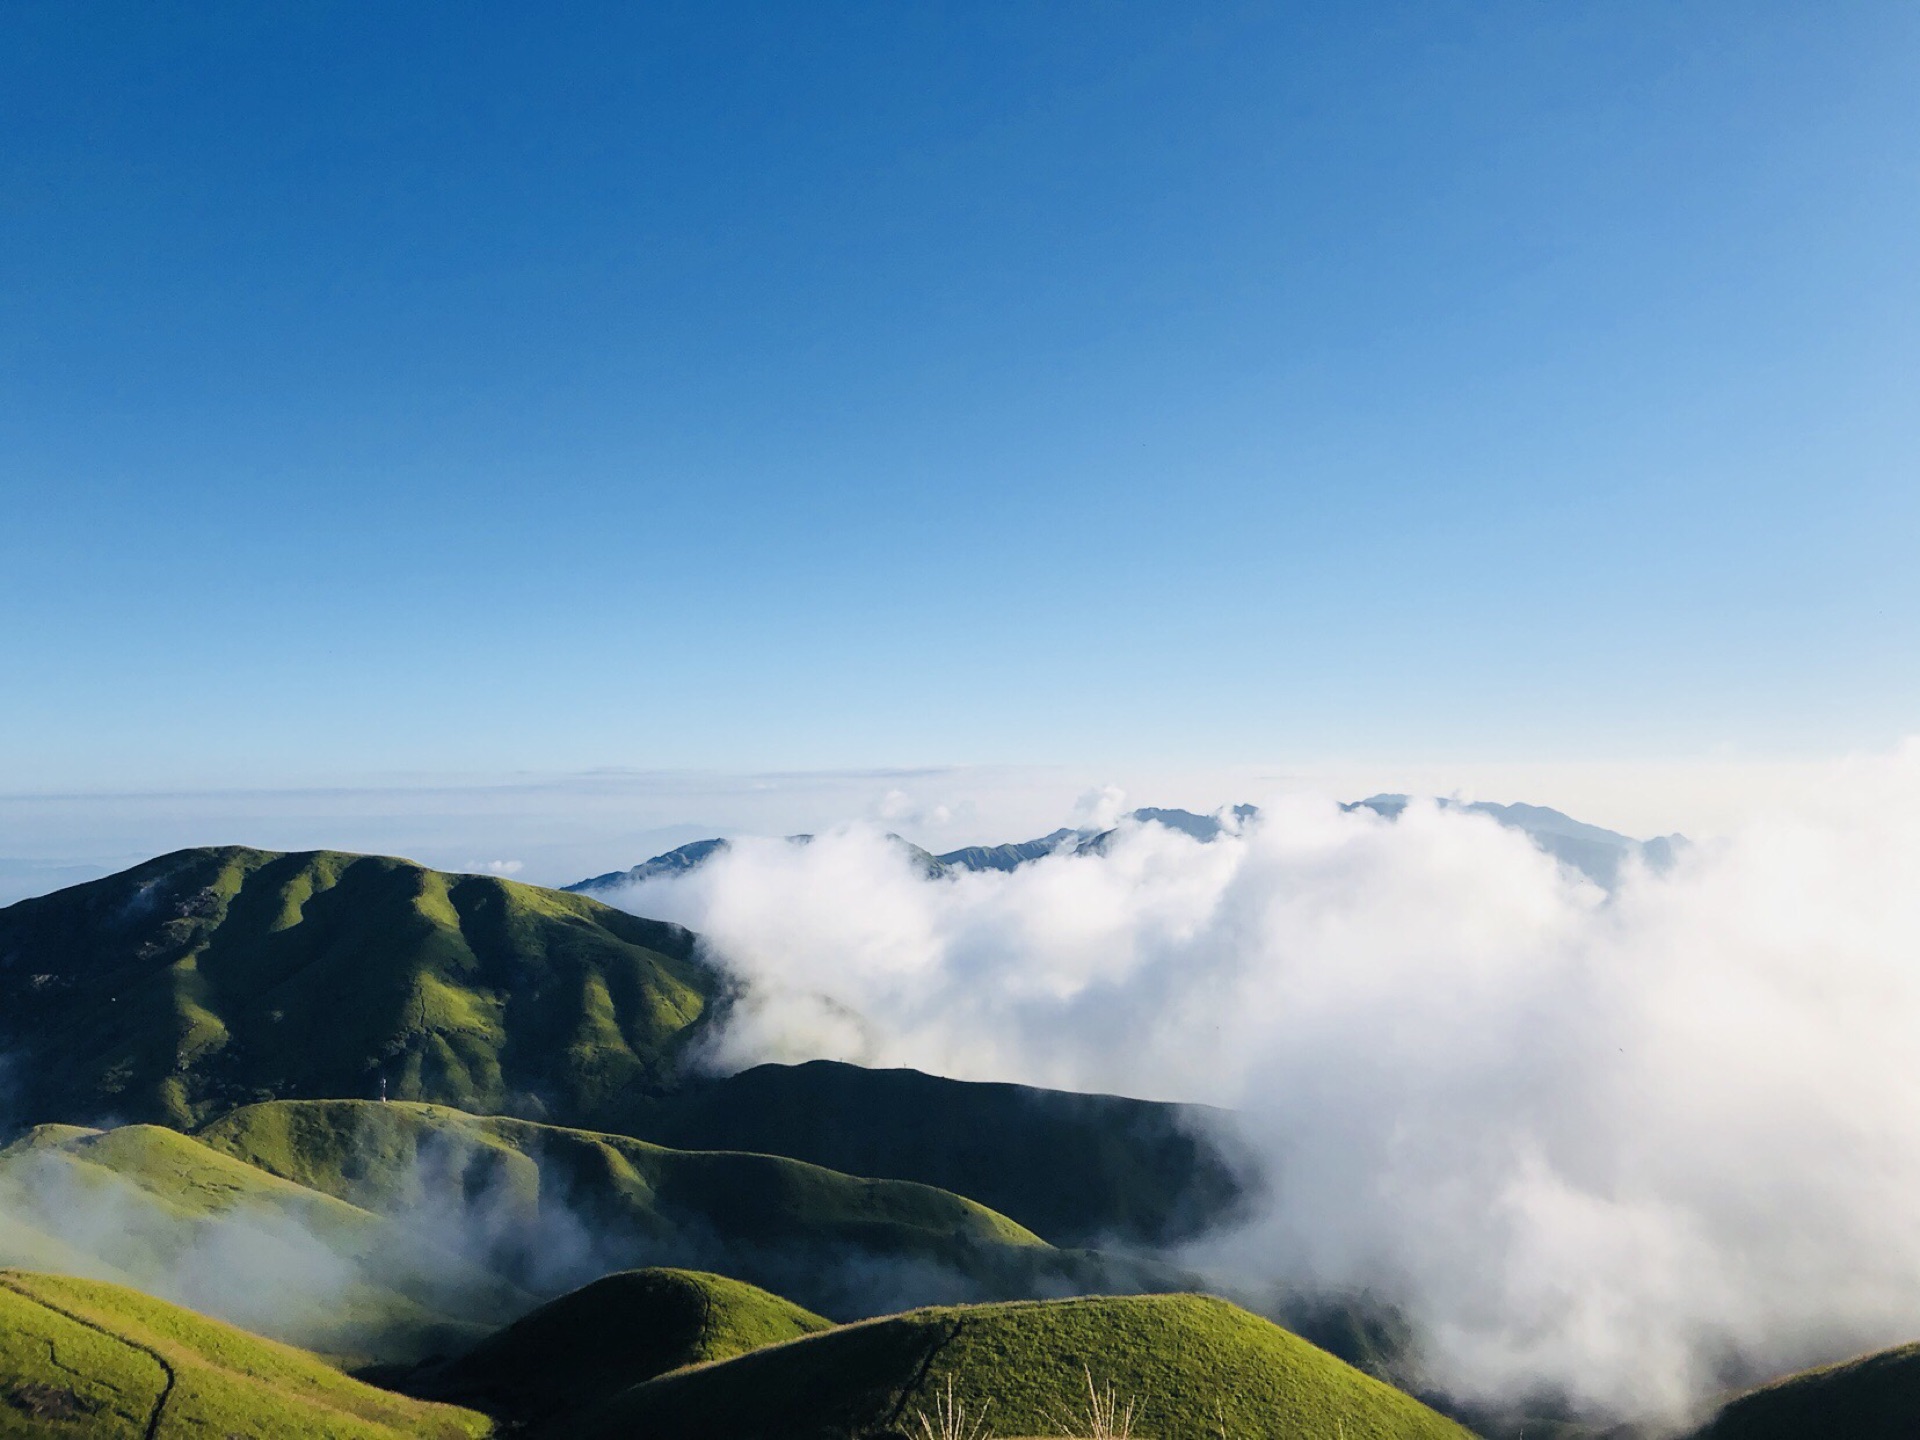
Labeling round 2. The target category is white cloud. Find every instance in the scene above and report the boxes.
[1073,783,1129,831]
[875,788,953,828]
[604,742,1920,1425]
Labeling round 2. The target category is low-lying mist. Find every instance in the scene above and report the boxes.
[601,742,1920,1427]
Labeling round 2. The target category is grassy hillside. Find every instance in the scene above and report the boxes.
[1,851,1253,1254]
[579,1291,1477,1440]
[630,1059,1251,1246]
[195,1099,1188,1318]
[0,1269,490,1439]
[0,845,714,1131]
[199,1099,1046,1250]
[0,1122,532,1364]
[416,1268,830,1428]
[1691,1341,1920,1439]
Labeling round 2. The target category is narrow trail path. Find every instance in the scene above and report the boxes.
[0,1277,178,1439]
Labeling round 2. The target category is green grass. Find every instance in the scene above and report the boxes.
[193,1099,1181,1319]
[578,1291,1478,1440]
[1690,1341,1920,1439]
[0,1269,492,1439]
[0,845,714,1131]
[417,1267,831,1428]
[199,1098,1048,1253]
[0,1122,533,1365]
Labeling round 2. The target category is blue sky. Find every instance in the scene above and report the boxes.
[3,3,1917,823]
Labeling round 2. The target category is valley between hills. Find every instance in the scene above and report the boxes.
[0,838,1904,1438]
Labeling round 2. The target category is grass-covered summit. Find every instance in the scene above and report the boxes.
[415,1268,831,1428]
[577,1290,1476,1440]
[0,1268,491,1438]
[0,846,714,1130]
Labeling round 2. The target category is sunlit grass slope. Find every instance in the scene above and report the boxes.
[0,1122,531,1364]
[580,1291,1477,1440]
[0,1269,491,1439]
[0,846,713,1130]
[194,1099,1180,1318]
[199,1098,1046,1254]
[1691,1341,1920,1439]
[419,1267,831,1429]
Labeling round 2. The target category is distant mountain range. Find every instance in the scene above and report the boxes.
[567,798,1682,895]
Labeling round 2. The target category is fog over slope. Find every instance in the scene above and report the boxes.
[598,743,1920,1425]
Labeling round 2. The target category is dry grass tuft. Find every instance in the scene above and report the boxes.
[1058,1365,1141,1440]
[915,1375,994,1440]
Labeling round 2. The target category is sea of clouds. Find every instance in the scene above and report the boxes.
[601,740,1920,1426]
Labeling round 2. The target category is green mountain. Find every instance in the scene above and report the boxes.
[1691,1341,1920,1439]
[413,1268,831,1430]
[194,1099,1192,1320]
[0,845,713,1131]
[630,1059,1249,1246]
[575,1291,1477,1440]
[0,848,1252,1248]
[0,1268,491,1439]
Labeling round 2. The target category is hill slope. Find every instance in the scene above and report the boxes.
[0,1122,532,1363]
[0,1269,490,1439]
[194,1100,1186,1319]
[0,846,714,1130]
[630,1059,1250,1246]
[579,1291,1476,1440]
[416,1268,830,1428]
[1691,1341,1920,1440]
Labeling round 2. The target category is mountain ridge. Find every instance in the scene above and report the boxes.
[565,798,1681,896]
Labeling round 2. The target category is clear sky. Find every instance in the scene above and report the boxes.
[4,4,1917,832]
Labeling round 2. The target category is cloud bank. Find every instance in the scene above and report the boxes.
[604,744,1920,1425]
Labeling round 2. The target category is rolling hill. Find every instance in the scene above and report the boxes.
[575,1290,1477,1440]
[193,1099,1193,1320]
[412,1267,831,1429]
[629,1058,1250,1246]
[0,1121,533,1364]
[0,1268,491,1439]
